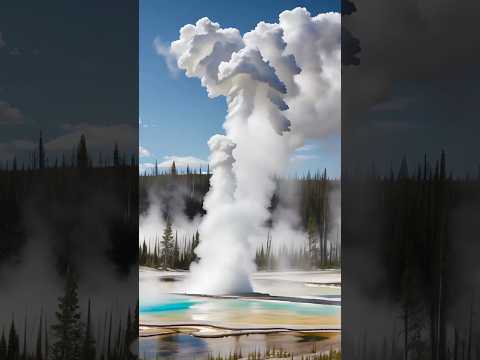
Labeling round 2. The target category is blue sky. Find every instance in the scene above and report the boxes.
[139,0,340,177]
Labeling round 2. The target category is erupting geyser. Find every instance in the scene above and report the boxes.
[167,7,340,294]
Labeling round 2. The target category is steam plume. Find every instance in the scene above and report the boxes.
[168,7,340,294]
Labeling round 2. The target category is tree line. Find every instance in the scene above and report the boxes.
[0,269,138,360]
[0,132,139,359]
[343,151,480,360]
[255,228,341,270]
[139,163,340,270]
[139,219,200,270]
[0,133,136,171]
[0,133,138,273]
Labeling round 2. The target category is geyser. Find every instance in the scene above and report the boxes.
[167,7,340,295]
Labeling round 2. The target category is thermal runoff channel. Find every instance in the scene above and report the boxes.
[167,8,340,294]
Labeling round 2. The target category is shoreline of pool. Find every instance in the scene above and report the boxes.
[139,322,341,338]
[170,292,341,306]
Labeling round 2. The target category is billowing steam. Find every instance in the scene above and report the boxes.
[166,7,340,294]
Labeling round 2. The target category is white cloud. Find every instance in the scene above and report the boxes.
[159,155,208,168]
[139,162,155,173]
[296,143,319,152]
[0,101,24,124]
[139,155,209,174]
[139,145,151,157]
[46,123,137,154]
[290,153,319,162]
[153,37,179,76]
[0,124,137,162]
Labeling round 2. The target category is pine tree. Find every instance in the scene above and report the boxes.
[192,230,200,262]
[80,300,95,360]
[35,312,43,360]
[21,316,26,360]
[170,161,177,176]
[0,330,7,360]
[307,214,318,267]
[44,317,48,360]
[161,219,174,270]
[39,132,46,170]
[7,320,19,360]
[113,143,120,168]
[50,269,84,360]
[398,155,409,180]
[76,135,88,169]
[124,308,134,359]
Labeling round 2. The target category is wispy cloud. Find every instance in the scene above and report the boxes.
[296,143,319,152]
[159,155,208,168]
[153,37,179,76]
[290,154,319,162]
[47,123,137,153]
[140,155,208,173]
[139,145,151,157]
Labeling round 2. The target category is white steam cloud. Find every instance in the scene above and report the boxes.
[166,7,340,294]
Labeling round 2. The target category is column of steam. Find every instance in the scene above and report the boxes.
[169,18,293,295]
[188,134,257,295]
[168,9,341,295]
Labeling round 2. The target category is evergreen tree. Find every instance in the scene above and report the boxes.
[38,131,46,169]
[76,135,88,169]
[192,230,200,262]
[7,320,19,360]
[0,330,7,360]
[35,312,43,360]
[161,219,174,270]
[124,308,134,359]
[307,214,318,267]
[170,161,177,176]
[140,241,148,266]
[113,143,120,168]
[80,300,95,360]
[398,155,409,180]
[44,317,48,360]
[21,317,26,360]
[50,269,83,360]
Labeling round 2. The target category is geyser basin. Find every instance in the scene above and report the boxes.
[140,269,341,330]
[140,293,340,328]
